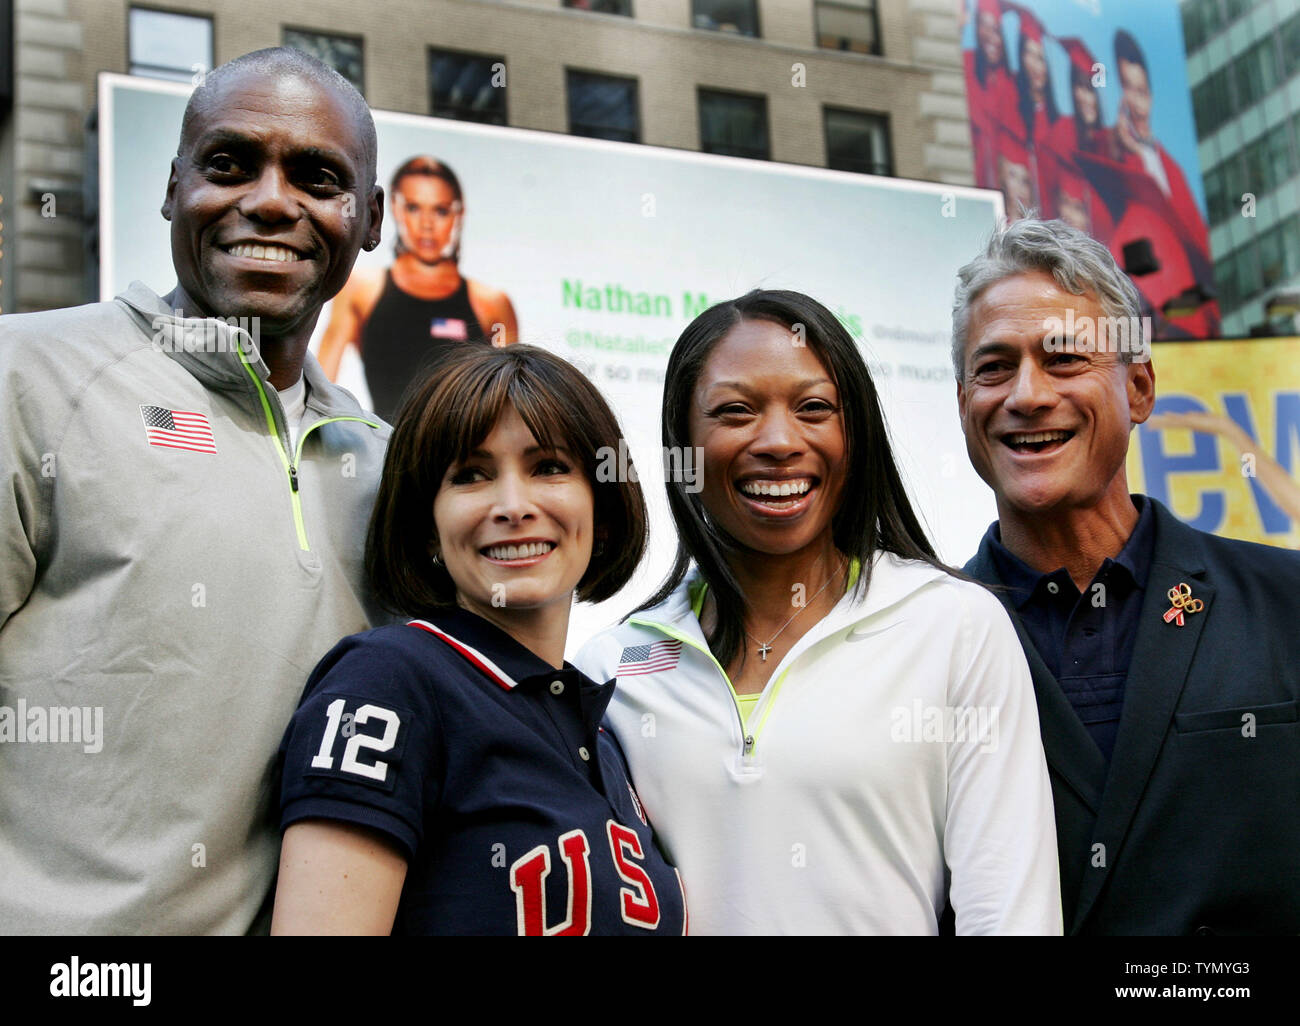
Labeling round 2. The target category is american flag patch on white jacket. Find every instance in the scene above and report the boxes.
[618,640,683,676]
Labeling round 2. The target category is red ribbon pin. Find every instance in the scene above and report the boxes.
[1163,582,1204,627]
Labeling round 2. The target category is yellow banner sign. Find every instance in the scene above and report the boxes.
[1129,337,1300,548]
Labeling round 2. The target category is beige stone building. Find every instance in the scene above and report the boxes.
[1,0,975,313]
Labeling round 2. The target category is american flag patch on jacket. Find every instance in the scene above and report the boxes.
[140,405,217,454]
[618,640,683,676]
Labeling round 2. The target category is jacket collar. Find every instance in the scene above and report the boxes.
[1071,498,1214,928]
[968,497,1216,932]
[633,550,951,654]
[409,605,609,698]
[115,281,379,422]
[983,495,1156,609]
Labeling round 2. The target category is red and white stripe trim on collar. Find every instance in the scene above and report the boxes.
[407,619,522,691]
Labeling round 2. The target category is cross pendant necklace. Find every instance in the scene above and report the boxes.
[743,558,845,662]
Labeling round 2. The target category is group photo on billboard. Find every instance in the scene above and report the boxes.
[961,0,1219,339]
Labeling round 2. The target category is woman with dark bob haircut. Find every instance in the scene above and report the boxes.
[575,290,1061,935]
[272,344,686,935]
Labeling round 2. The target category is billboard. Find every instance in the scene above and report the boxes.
[960,0,1218,340]
[100,73,1005,647]
[1131,336,1300,549]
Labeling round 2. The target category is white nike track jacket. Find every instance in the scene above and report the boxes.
[575,552,1063,935]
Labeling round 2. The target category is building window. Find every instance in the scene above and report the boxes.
[1192,65,1233,137]
[1281,12,1300,79]
[1215,214,1300,314]
[1258,221,1286,290]
[1204,164,1229,226]
[567,70,639,143]
[693,0,760,37]
[129,7,213,82]
[562,0,633,14]
[429,49,507,125]
[1232,37,1279,110]
[283,28,364,95]
[824,107,892,175]
[815,1,880,56]
[1182,2,1206,53]
[1262,119,1296,188]
[1232,246,1262,308]
[698,88,769,160]
[1182,0,1224,53]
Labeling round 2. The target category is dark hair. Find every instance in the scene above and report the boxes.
[179,47,377,188]
[367,344,648,618]
[1016,31,1059,143]
[1114,29,1148,79]
[390,155,463,202]
[637,289,953,669]
[1070,63,1099,131]
[973,8,1009,88]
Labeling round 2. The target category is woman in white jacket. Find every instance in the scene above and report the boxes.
[575,289,1062,935]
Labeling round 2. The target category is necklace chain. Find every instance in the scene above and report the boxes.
[743,558,846,662]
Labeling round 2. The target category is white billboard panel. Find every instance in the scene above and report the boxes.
[100,74,1002,650]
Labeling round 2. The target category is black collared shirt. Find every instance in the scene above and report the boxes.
[985,496,1156,765]
[278,606,686,935]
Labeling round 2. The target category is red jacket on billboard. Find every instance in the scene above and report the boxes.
[1004,3,1062,213]
[965,0,1021,191]
[1116,141,1213,270]
[966,50,1021,191]
[961,4,1219,339]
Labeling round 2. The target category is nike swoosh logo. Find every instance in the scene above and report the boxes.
[846,621,903,642]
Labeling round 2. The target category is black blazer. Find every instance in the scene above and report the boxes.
[965,498,1300,935]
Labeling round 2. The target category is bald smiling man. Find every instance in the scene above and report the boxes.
[0,48,391,934]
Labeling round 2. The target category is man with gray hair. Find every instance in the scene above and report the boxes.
[952,217,1300,935]
[0,48,389,933]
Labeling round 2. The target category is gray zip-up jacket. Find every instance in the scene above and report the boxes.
[0,282,391,934]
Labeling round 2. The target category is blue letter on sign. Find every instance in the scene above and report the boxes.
[1138,396,1224,532]
[1222,393,1290,534]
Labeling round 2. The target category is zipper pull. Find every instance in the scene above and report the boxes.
[289,464,299,492]
[743,734,755,755]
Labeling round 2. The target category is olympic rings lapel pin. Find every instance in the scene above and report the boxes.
[1163,582,1204,627]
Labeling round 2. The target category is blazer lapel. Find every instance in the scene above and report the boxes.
[1070,505,1214,930]
[966,546,1107,814]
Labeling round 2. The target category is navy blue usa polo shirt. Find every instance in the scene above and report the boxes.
[278,607,687,935]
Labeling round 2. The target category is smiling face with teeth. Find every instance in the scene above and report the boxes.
[689,318,846,558]
[432,404,595,634]
[162,67,382,347]
[957,271,1155,523]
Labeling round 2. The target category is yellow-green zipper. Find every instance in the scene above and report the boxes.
[236,340,380,551]
[627,615,785,758]
[630,561,860,757]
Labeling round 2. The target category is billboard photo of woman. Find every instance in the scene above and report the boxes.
[319,156,519,421]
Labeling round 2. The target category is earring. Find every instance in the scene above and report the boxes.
[431,550,443,566]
